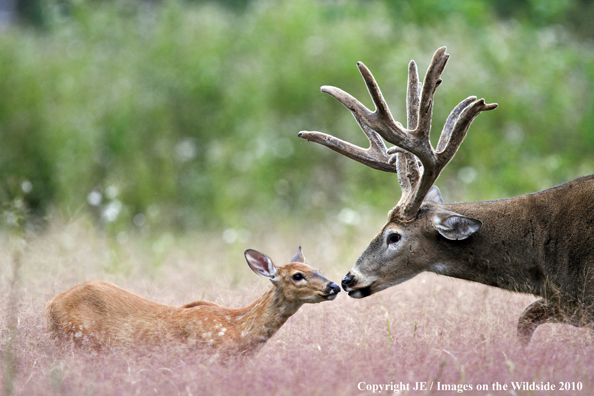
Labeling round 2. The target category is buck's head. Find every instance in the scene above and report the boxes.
[244,247,341,303]
[299,46,495,299]
[342,186,482,298]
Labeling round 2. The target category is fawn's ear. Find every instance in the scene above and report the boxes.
[244,249,277,280]
[290,246,305,263]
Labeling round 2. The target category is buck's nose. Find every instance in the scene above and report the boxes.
[342,273,356,290]
[327,282,341,295]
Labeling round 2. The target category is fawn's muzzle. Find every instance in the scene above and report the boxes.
[321,282,341,300]
[328,282,341,294]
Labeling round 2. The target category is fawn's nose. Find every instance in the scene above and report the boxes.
[328,282,341,295]
[342,273,356,290]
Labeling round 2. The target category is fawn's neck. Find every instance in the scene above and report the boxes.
[236,287,301,348]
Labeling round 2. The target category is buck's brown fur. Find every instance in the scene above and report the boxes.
[45,248,340,352]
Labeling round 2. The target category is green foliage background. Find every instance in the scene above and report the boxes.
[1,0,594,233]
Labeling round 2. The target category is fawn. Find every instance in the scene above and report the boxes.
[45,247,340,353]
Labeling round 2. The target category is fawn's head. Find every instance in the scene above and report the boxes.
[244,247,340,303]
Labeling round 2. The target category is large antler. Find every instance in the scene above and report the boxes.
[298,47,497,220]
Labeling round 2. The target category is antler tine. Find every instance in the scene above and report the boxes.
[352,62,424,158]
[320,85,374,123]
[393,59,423,205]
[384,47,449,154]
[406,60,421,131]
[297,129,397,173]
[386,48,450,169]
[355,62,398,128]
[436,96,477,152]
[415,47,449,154]
[298,82,397,173]
[298,63,412,174]
[302,60,431,169]
[395,152,422,202]
[395,153,412,192]
[435,98,498,169]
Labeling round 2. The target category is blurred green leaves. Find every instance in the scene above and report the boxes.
[0,0,593,232]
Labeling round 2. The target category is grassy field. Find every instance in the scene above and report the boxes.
[1,218,593,396]
[2,1,594,394]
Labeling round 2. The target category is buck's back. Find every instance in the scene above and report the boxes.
[447,175,594,246]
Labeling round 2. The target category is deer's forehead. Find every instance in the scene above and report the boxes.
[382,217,412,232]
[386,206,432,228]
[279,263,319,275]
[387,206,411,224]
[379,217,427,240]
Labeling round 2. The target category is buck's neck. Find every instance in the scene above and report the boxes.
[235,286,301,348]
[431,176,594,296]
[433,196,555,296]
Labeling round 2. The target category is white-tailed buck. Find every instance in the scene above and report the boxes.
[299,46,594,344]
[46,247,340,352]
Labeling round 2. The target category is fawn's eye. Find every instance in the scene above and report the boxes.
[292,273,304,281]
[387,233,401,244]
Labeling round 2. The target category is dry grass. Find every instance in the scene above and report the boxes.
[1,218,593,395]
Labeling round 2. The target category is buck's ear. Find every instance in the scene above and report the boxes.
[290,246,305,263]
[424,185,444,204]
[431,210,482,240]
[245,249,277,280]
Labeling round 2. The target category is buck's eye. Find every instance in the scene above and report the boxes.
[387,233,401,244]
[292,273,304,281]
